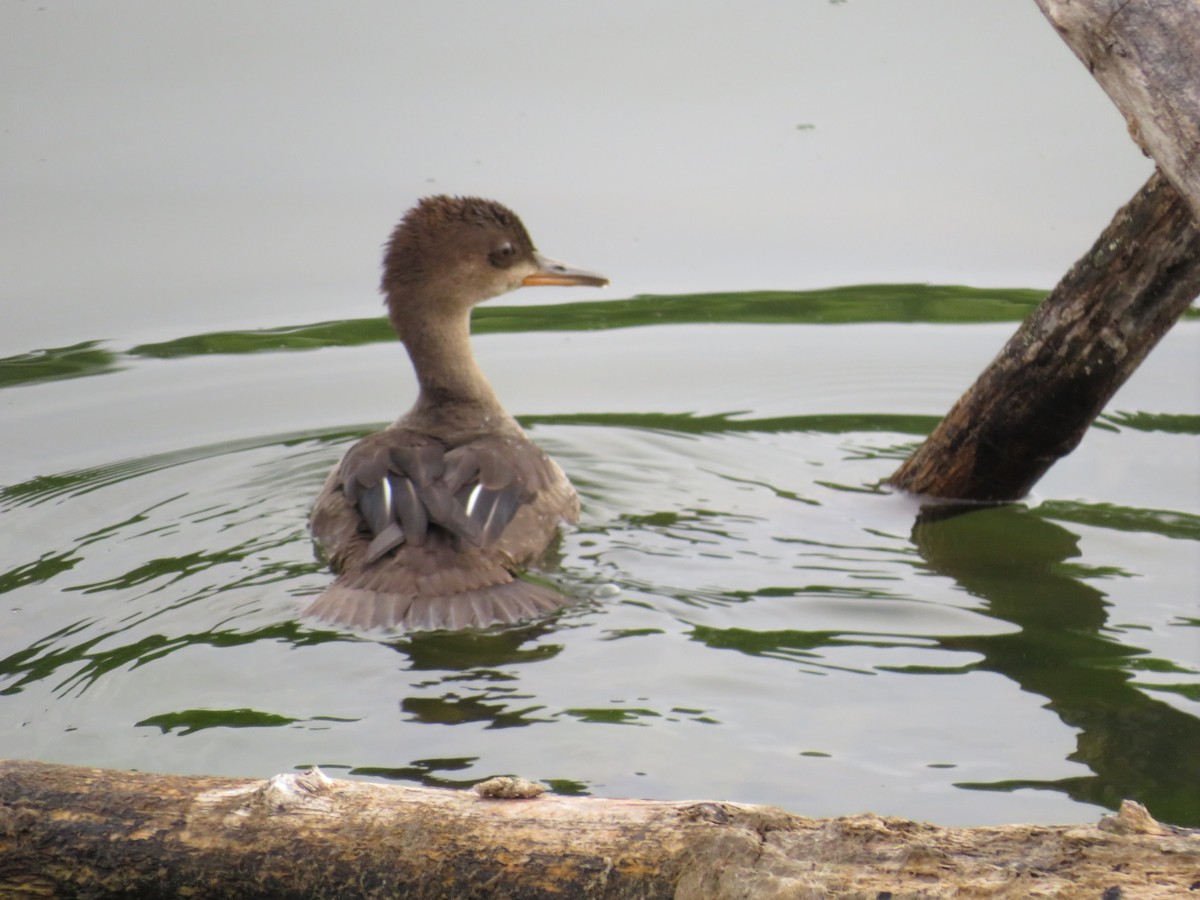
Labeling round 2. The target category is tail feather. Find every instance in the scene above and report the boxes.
[303,577,567,632]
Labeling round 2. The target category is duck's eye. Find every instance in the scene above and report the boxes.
[489,242,517,268]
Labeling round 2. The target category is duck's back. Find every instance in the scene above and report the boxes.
[306,426,578,631]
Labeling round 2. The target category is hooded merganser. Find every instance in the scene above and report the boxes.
[306,195,607,630]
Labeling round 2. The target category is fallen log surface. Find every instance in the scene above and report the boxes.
[1,760,1198,899]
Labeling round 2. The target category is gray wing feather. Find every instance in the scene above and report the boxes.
[338,433,536,563]
[390,443,444,486]
[416,481,482,544]
[364,522,406,564]
[463,484,526,546]
[389,474,428,545]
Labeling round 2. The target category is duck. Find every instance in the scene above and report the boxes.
[306,195,608,631]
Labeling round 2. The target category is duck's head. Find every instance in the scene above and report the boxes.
[381,196,607,328]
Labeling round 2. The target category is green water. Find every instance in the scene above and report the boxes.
[1,285,1197,827]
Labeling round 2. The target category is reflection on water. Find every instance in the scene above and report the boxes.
[0,285,1197,827]
[913,505,1200,826]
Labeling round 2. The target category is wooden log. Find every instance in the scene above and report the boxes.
[888,0,1200,500]
[888,169,1200,500]
[1035,0,1200,219]
[2,760,1199,898]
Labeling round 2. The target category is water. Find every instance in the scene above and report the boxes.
[2,0,1197,830]
[2,288,1197,827]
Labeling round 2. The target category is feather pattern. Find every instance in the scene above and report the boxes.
[307,426,579,631]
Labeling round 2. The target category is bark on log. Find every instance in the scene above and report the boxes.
[888,0,1200,500]
[2,760,1199,899]
[887,170,1200,499]
[1035,0,1200,220]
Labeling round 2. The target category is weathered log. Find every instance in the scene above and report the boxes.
[887,170,1200,499]
[1,760,1198,898]
[1035,0,1200,219]
[888,0,1200,500]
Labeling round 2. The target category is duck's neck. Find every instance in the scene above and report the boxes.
[393,304,509,430]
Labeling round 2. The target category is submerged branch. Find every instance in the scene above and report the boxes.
[889,1,1200,499]
[888,170,1200,499]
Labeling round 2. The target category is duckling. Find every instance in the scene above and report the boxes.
[307,196,607,630]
